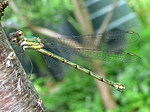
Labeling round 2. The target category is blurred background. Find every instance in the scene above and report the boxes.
[2,0,150,111]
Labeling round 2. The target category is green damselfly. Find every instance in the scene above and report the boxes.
[9,30,141,92]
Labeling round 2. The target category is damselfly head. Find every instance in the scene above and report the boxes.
[16,30,24,38]
[9,30,24,43]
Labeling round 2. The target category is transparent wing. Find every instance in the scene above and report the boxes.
[46,47,141,62]
[30,30,141,62]
[46,30,140,48]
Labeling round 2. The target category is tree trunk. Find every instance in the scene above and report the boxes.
[0,0,47,111]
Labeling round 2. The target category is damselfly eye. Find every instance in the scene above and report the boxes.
[18,32,22,36]
[16,30,24,37]
[12,39,16,42]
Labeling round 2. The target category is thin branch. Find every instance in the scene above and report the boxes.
[9,0,84,49]
[94,0,118,46]
[27,24,83,48]
[71,0,93,35]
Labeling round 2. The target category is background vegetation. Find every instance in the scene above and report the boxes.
[2,0,150,112]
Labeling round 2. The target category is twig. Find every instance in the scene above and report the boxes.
[94,0,118,46]
[9,0,83,49]
[71,0,93,35]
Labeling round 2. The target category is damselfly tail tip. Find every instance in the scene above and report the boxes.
[113,83,125,92]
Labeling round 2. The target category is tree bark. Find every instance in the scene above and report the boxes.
[0,0,47,111]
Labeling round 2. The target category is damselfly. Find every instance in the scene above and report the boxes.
[9,30,141,92]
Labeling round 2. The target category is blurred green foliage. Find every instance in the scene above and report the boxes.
[33,27,150,112]
[2,0,150,112]
[32,58,104,112]
[127,0,150,27]
[2,0,73,32]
